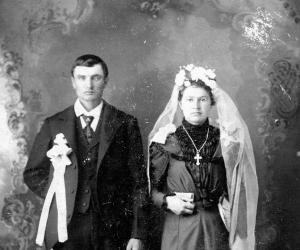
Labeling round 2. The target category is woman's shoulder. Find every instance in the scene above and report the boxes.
[207,124,221,146]
[150,133,181,155]
[209,124,220,136]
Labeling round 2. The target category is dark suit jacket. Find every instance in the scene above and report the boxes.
[23,100,148,249]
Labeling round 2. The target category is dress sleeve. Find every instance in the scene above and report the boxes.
[209,156,228,202]
[149,142,170,208]
[208,130,228,202]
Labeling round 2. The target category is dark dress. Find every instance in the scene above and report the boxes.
[150,119,229,250]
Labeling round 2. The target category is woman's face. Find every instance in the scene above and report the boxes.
[179,86,212,125]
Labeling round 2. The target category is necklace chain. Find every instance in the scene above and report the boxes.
[182,124,210,155]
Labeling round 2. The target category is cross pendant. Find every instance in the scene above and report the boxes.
[194,152,202,166]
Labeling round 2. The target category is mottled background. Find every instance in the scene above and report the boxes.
[0,0,300,249]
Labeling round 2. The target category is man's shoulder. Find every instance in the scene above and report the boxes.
[45,105,74,122]
[103,101,136,122]
[43,101,137,123]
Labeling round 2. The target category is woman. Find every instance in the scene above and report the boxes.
[148,65,258,250]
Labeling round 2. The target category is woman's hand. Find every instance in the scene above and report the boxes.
[166,196,195,215]
[126,238,143,250]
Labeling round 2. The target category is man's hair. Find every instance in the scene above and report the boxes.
[71,54,109,78]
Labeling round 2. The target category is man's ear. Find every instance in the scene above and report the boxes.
[71,77,75,89]
[104,76,109,86]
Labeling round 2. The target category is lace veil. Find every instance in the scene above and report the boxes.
[147,65,259,250]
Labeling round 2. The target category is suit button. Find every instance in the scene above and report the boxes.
[86,153,92,162]
[84,189,89,193]
[82,202,87,207]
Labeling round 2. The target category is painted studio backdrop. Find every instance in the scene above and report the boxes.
[0,0,300,249]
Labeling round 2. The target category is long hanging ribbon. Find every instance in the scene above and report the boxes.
[35,133,72,246]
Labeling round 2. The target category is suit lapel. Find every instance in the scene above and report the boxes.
[96,101,124,172]
[54,106,78,155]
[52,102,123,172]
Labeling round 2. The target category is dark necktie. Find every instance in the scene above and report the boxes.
[81,115,94,144]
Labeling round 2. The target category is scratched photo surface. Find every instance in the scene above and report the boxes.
[0,0,300,249]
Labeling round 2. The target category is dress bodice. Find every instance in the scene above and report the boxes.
[150,119,228,208]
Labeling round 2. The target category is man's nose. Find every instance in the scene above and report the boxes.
[85,78,93,88]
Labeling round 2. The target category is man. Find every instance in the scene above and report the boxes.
[23,54,148,250]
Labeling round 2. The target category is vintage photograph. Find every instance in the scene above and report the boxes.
[0,0,299,249]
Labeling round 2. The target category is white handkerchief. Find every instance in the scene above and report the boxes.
[174,192,194,202]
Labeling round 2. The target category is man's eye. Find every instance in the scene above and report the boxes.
[93,75,103,81]
[77,75,85,80]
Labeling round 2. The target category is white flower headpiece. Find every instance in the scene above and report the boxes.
[175,64,217,90]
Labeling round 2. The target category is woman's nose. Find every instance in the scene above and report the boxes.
[192,100,201,109]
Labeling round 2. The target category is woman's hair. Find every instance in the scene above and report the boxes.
[178,79,216,105]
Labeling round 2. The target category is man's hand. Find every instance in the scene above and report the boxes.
[166,196,195,215]
[126,238,143,250]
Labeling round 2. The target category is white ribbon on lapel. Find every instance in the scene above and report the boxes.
[36,133,72,246]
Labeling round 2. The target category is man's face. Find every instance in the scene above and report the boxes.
[71,64,107,108]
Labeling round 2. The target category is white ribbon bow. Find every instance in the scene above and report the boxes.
[36,133,72,246]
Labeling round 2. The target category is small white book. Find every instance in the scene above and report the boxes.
[174,192,194,202]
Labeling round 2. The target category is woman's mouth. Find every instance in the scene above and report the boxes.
[191,112,201,115]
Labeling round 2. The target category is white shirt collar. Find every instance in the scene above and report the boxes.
[74,99,103,131]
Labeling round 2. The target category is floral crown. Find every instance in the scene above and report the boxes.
[174,64,217,90]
